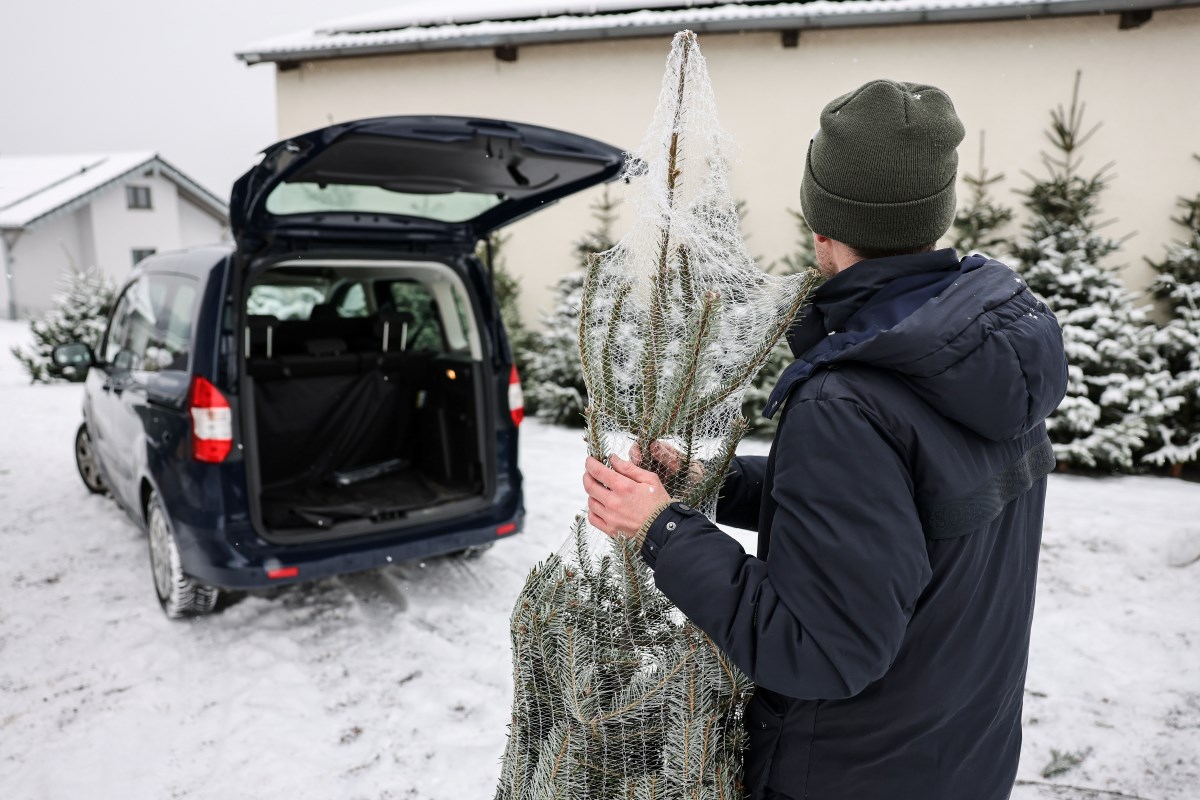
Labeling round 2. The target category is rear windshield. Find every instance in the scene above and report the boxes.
[264,182,502,223]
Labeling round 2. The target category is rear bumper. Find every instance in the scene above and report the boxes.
[176,506,523,590]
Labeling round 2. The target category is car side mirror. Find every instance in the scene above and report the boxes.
[52,342,96,381]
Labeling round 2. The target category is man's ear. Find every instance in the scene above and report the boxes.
[813,233,832,245]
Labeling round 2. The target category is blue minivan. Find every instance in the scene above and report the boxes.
[55,116,623,618]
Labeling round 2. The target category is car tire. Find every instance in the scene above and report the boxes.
[146,491,219,619]
[74,423,106,494]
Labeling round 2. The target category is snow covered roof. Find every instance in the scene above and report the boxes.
[0,152,228,231]
[236,0,1182,64]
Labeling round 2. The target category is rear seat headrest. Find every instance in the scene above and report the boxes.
[373,308,415,336]
[245,315,281,359]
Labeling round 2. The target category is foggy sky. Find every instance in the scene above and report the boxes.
[0,0,396,203]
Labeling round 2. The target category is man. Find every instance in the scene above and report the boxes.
[582,79,1068,800]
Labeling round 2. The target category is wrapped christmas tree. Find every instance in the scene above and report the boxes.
[496,31,814,800]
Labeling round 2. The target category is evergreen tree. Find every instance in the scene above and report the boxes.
[497,32,813,800]
[477,232,533,377]
[522,189,620,426]
[952,131,1014,256]
[1144,156,1200,470]
[1011,72,1170,471]
[10,264,116,383]
[744,211,820,436]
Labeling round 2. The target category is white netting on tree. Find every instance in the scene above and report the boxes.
[495,31,815,800]
[579,31,812,509]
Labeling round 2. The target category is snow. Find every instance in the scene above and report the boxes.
[313,1,728,35]
[0,153,156,229]
[0,316,1197,799]
[237,0,1084,63]
[0,153,228,231]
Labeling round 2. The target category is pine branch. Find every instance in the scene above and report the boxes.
[690,282,813,418]
[681,418,747,508]
[648,291,720,444]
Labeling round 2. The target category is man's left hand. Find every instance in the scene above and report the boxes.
[582,455,669,539]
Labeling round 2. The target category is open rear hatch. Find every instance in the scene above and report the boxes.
[230,117,623,543]
[230,115,625,251]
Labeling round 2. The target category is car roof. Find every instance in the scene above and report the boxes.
[130,243,233,282]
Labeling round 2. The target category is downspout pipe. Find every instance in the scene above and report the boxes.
[1,230,18,321]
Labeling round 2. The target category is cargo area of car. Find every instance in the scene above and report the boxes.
[241,259,491,540]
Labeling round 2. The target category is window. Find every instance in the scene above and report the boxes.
[126,185,152,210]
[336,283,368,318]
[102,275,197,372]
[247,282,328,321]
[103,280,158,371]
[132,248,156,266]
[152,277,197,372]
[388,281,447,353]
[265,182,501,223]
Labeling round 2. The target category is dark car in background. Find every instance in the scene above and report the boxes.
[55,116,624,618]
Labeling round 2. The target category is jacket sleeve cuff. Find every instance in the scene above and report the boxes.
[639,501,704,570]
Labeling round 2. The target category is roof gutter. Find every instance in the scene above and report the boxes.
[236,0,1198,65]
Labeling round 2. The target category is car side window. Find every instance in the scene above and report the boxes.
[337,282,369,318]
[247,282,327,321]
[103,280,156,371]
[151,276,197,372]
[102,275,197,373]
[388,281,446,352]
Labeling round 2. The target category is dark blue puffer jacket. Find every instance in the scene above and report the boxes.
[639,249,1068,800]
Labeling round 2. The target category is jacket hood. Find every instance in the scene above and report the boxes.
[765,252,1068,442]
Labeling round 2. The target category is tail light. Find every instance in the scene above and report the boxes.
[189,376,233,463]
[507,364,524,427]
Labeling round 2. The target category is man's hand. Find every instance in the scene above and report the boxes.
[630,440,705,485]
[583,455,669,540]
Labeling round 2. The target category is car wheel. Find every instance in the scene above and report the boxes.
[147,491,219,619]
[74,423,106,494]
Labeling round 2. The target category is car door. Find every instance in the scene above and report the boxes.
[111,275,200,508]
[89,279,146,510]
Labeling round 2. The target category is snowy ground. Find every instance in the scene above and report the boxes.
[1,318,1197,800]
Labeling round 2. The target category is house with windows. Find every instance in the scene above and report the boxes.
[0,152,229,319]
[237,0,1200,324]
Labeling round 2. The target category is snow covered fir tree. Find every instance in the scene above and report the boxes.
[11,264,115,383]
[1010,72,1169,472]
[495,32,812,800]
[1145,157,1200,471]
[951,132,1013,257]
[522,189,620,426]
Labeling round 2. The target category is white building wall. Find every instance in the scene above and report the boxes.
[272,8,1200,327]
[178,194,229,246]
[7,209,90,318]
[9,169,229,317]
[88,171,183,286]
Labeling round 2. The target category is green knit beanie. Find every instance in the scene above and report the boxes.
[800,79,965,252]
